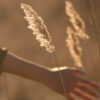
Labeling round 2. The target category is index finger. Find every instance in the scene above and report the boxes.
[77,79,100,89]
[71,69,87,76]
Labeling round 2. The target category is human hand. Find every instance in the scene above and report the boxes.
[46,67,100,100]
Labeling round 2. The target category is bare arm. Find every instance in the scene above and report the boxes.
[1,51,52,84]
[1,51,100,100]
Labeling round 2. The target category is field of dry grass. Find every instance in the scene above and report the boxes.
[0,0,100,100]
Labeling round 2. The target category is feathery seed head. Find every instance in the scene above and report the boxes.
[21,3,55,53]
[65,1,90,67]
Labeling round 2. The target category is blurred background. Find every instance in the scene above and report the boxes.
[0,0,100,100]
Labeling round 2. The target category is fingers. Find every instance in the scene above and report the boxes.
[73,88,95,100]
[77,79,100,89]
[71,69,87,76]
[76,85,100,98]
[67,93,75,100]
[71,69,100,89]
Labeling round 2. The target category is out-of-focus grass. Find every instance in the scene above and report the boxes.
[0,0,100,100]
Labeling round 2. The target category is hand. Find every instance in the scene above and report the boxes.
[46,67,100,100]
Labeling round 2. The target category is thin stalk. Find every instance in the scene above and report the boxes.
[53,52,68,100]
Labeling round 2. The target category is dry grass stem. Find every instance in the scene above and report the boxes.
[65,1,90,67]
[21,3,55,53]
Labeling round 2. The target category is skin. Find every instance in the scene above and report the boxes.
[48,68,100,100]
[1,52,100,100]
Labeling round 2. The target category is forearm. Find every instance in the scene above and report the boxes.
[1,52,52,84]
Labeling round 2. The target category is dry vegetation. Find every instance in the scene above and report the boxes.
[65,1,89,67]
[21,3,55,53]
[21,1,90,69]
[0,0,100,100]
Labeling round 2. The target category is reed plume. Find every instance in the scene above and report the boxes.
[21,4,67,97]
[66,27,83,67]
[65,1,89,39]
[65,1,89,67]
[21,3,55,53]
